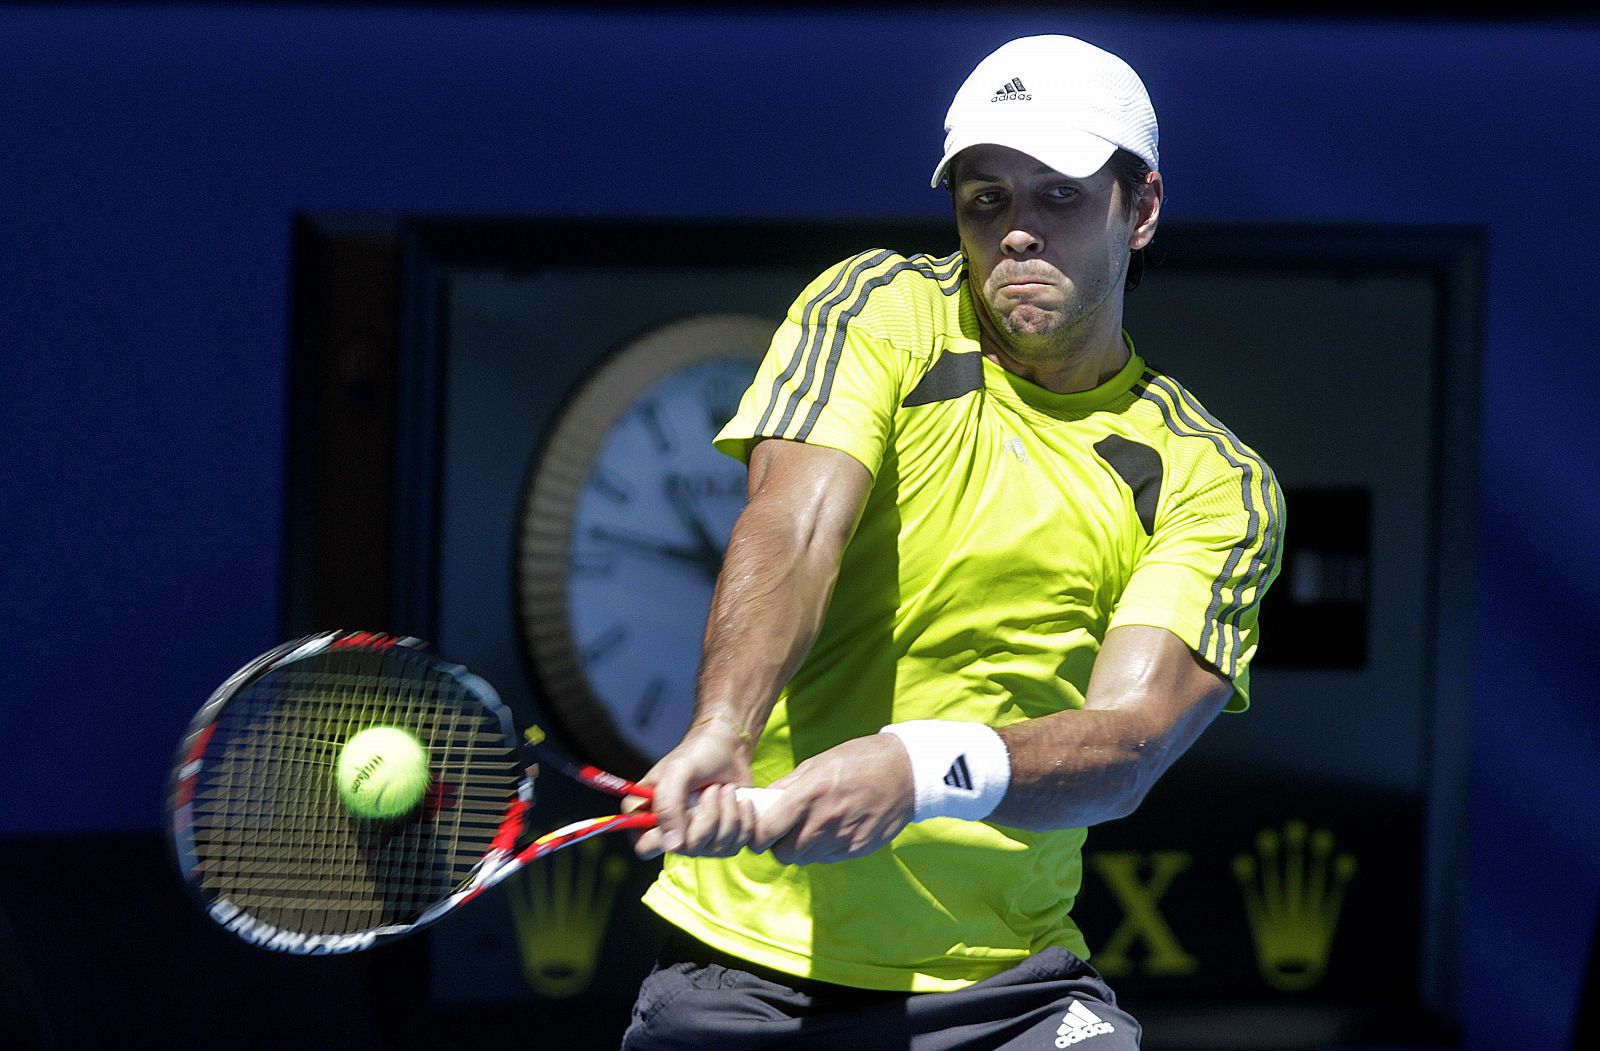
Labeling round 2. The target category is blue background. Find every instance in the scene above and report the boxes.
[2,7,1596,1048]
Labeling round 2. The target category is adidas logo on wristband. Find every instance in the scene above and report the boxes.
[881,720,1010,822]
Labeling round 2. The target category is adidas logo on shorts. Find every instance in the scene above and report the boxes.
[1055,1000,1115,1046]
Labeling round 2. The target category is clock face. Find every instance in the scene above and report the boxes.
[566,358,754,759]
[518,315,771,777]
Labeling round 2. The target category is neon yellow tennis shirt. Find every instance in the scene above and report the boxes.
[643,249,1285,992]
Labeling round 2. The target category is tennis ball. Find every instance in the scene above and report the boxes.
[336,726,431,819]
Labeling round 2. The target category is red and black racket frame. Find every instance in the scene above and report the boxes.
[166,630,657,954]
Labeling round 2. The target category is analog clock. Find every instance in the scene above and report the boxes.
[517,314,772,778]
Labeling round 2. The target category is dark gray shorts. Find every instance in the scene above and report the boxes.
[620,930,1140,1051]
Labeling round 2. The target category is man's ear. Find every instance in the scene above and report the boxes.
[1129,170,1163,251]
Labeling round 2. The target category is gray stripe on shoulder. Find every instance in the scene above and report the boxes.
[1135,372,1264,675]
[792,253,966,441]
[755,250,895,438]
[1150,374,1284,672]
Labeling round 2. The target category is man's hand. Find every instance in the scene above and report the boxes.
[751,733,915,865]
[633,719,758,860]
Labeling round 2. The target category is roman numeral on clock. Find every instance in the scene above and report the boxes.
[590,467,633,504]
[638,400,674,454]
[633,677,666,729]
[580,624,628,666]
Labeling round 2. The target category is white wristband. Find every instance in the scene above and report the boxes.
[880,720,1010,822]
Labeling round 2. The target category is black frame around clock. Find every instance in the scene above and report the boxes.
[298,215,1480,1047]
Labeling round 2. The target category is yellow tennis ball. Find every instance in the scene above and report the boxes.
[336,726,431,819]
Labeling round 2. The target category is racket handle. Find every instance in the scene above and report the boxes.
[683,786,782,816]
[734,786,781,816]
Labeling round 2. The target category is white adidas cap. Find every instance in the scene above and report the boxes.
[931,35,1159,189]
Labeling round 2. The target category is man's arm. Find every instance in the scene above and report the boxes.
[632,437,872,860]
[750,624,1231,863]
[990,624,1232,830]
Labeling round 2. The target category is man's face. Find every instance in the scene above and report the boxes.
[951,144,1158,349]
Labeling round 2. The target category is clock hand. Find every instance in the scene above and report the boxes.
[664,474,726,561]
[585,525,721,575]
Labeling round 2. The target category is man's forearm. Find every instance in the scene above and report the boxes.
[689,440,871,746]
[987,625,1233,832]
[692,495,841,743]
[634,441,870,859]
[989,707,1172,830]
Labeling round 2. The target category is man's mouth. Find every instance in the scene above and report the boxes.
[997,279,1055,298]
[993,268,1058,292]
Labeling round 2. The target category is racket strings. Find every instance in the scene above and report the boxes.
[189,649,520,937]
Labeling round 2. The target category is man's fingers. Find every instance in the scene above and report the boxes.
[750,788,806,853]
[679,785,747,856]
[682,784,723,851]
[708,785,754,855]
[651,776,690,854]
[633,824,666,860]
[770,837,805,867]
[769,823,867,867]
[634,786,759,859]
[769,821,830,866]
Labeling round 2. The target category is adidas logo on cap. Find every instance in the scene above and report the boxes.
[991,77,1031,102]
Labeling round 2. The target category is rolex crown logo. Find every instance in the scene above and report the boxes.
[508,837,630,997]
[1232,819,1357,992]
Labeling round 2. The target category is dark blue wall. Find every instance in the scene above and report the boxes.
[3,9,1596,1048]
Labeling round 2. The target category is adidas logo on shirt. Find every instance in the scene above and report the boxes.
[1055,1000,1116,1047]
[1003,436,1032,464]
[991,77,1031,102]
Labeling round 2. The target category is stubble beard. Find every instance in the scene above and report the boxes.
[998,299,1076,339]
[980,252,1128,366]
[984,285,1098,364]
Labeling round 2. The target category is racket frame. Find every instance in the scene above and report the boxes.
[166,631,540,954]
[166,631,762,955]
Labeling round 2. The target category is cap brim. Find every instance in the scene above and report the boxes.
[930,129,1119,189]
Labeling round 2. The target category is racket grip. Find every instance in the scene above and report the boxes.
[734,786,781,816]
[683,786,782,816]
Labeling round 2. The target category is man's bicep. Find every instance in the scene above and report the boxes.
[743,438,873,555]
[1082,625,1233,765]
[1108,465,1286,711]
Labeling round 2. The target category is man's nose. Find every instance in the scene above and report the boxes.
[1000,226,1042,256]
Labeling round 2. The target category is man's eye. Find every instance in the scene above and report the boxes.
[1046,185,1081,200]
[972,190,1005,206]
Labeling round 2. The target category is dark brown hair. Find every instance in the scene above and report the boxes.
[1107,148,1153,292]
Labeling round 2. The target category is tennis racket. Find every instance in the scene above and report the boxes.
[167,630,774,954]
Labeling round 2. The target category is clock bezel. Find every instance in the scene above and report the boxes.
[516,313,773,778]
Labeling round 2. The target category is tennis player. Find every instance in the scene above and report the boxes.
[623,35,1284,1050]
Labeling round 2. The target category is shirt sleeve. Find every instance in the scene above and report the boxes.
[1107,464,1286,712]
[714,251,912,478]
